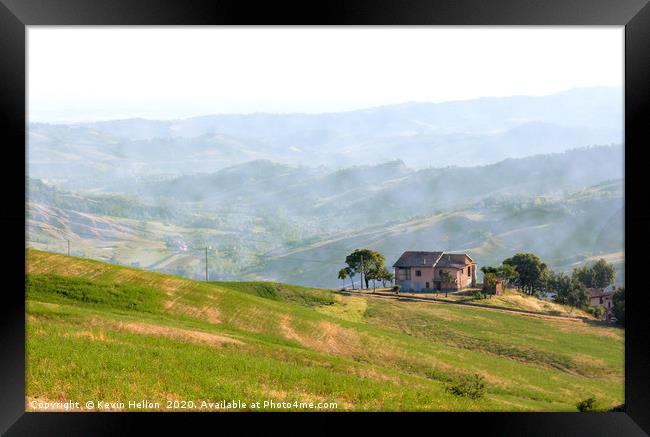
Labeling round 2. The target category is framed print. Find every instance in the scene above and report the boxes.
[1,0,650,435]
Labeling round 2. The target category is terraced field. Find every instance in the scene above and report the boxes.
[26,249,623,412]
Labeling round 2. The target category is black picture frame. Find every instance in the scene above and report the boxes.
[2,1,649,435]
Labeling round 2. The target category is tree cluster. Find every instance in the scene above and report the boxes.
[480,264,518,292]
[340,249,393,291]
[547,271,588,308]
[502,253,548,295]
[485,254,618,312]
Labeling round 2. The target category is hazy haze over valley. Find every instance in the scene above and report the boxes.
[27,87,624,288]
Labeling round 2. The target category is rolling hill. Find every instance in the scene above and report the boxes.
[26,249,623,412]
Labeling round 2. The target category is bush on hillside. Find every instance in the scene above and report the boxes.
[445,373,486,400]
[473,291,488,300]
[392,285,401,293]
[587,306,605,319]
[576,397,602,412]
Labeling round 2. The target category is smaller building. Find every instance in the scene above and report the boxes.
[588,287,615,321]
[482,278,504,295]
[393,251,477,292]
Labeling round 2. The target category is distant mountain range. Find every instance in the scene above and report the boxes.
[28,87,622,188]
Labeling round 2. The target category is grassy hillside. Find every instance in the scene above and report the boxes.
[26,249,623,412]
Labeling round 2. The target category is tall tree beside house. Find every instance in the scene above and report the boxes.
[497,264,518,288]
[503,253,549,296]
[482,272,498,293]
[363,262,393,292]
[612,286,625,326]
[572,265,594,288]
[591,259,616,288]
[365,264,379,292]
[572,258,616,289]
[480,266,499,275]
[344,249,386,290]
[480,265,518,288]
[378,267,395,287]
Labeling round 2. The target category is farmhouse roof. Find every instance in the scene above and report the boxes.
[392,251,474,268]
[436,253,473,268]
[392,251,443,268]
[588,288,613,299]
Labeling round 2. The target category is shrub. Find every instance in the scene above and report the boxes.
[576,397,601,412]
[587,306,605,319]
[392,285,401,293]
[445,374,486,399]
[482,272,497,292]
[473,291,487,300]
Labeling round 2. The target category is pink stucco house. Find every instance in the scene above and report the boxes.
[393,251,477,292]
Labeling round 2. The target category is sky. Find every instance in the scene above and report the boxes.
[28,26,624,123]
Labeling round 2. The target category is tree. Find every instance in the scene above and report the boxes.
[572,265,595,288]
[549,271,589,309]
[347,269,356,290]
[480,264,518,289]
[591,259,616,288]
[365,264,379,292]
[344,249,386,290]
[365,265,394,292]
[338,267,355,290]
[503,253,548,295]
[376,266,394,287]
[480,266,499,275]
[497,264,518,288]
[612,287,625,326]
[439,270,457,297]
[482,272,498,293]
[338,268,349,289]
[572,259,616,289]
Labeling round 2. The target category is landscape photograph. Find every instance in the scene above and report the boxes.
[26,27,625,412]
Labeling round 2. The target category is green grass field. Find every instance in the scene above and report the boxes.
[25,249,623,412]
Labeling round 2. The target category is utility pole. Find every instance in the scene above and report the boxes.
[205,247,208,281]
[360,254,364,290]
[67,239,70,256]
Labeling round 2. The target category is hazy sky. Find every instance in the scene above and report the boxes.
[28,27,623,122]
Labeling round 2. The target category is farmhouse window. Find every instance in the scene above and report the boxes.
[398,268,411,281]
[416,270,422,277]
[467,266,471,277]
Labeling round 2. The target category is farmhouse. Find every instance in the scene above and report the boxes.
[588,286,615,321]
[393,251,477,292]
